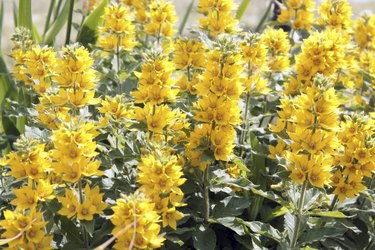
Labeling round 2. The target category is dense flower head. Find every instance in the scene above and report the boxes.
[173,38,206,70]
[277,0,315,30]
[0,137,50,181]
[137,145,186,229]
[145,0,177,39]
[260,28,290,72]
[295,30,349,82]
[111,191,165,249]
[132,51,178,104]
[271,76,341,188]
[50,121,102,183]
[53,44,98,109]
[187,36,243,165]
[98,2,137,52]
[331,115,375,201]
[0,209,51,249]
[318,0,353,31]
[355,14,375,50]
[57,185,107,220]
[98,95,134,126]
[198,0,238,38]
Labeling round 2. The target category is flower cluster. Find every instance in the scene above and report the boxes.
[111,192,164,249]
[137,147,185,229]
[98,3,137,52]
[318,0,353,31]
[0,137,54,248]
[197,0,238,38]
[186,37,243,167]
[260,28,291,72]
[331,115,375,201]
[278,0,315,31]
[173,38,206,94]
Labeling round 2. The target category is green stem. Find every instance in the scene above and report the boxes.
[64,0,74,45]
[43,0,55,36]
[240,92,251,156]
[255,0,273,32]
[53,0,63,21]
[329,195,339,211]
[78,180,89,248]
[290,180,308,248]
[360,175,374,209]
[202,165,210,222]
[116,35,121,93]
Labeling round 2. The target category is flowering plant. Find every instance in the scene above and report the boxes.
[0,0,374,249]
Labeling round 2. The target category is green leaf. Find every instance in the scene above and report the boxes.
[192,225,216,250]
[242,221,282,243]
[58,216,83,244]
[248,132,267,220]
[263,206,288,222]
[299,227,347,244]
[215,217,245,236]
[82,219,95,235]
[77,0,109,47]
[212,196,251,218]
[18,0,32,30]
[43,0,70,45]
[236,0,251,20]
[251,188,288,206]
[178,0,194,35]
[308,211,353,219]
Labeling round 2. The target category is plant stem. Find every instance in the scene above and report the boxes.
[240,92,251,156]
[202,165,210,222]
[290,180,308,248]
[64,0,74,45]
[53,0,63,21]
[329,195,339,211]
[116,35,121,93]
[360,175,374,209]
[78,180,89,248]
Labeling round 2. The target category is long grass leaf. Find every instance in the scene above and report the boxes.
[12,1,18,27]
[178,0,194,35]
[0,0,3,49]
[18,0,32,30]
[43,0,56,35]
[255,0,273,32]
[43,0,70,45]
[236,0,252,20]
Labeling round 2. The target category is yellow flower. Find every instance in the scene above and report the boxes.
[77,200,97,221]
[162,207,184,230]
[11,185,39,210]
[57,188,79,218]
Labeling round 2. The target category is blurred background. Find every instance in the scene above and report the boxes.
[2,0,375,62]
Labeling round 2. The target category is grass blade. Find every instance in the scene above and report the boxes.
[236,0,252,20]
[13,1,18,27]
[18,0,32,30]
[0,0,3,49]
[43,0,70,45]
[65,0,75,45]
[178,0,194,35]
[43,0,56,35]
[255,0,273,32]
